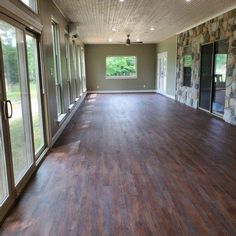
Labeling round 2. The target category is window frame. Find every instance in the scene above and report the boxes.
[105,55,138,80]
[19,0,39,14]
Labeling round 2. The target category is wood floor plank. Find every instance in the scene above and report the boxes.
[0,94,236,236]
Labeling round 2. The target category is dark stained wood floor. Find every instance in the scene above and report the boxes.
[0,94,236,236]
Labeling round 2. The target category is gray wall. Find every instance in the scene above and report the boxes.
[85,44,156,91]
[157,36,177,97]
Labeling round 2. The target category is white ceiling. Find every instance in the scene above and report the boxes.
[53,0,236,44]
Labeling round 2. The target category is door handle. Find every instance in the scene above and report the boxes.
[3,100,13,120]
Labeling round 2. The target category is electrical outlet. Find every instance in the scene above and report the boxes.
[97,85,100,89]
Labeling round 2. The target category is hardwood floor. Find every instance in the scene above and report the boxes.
[0,94,236,236]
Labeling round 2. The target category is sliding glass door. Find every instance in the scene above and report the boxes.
[199,40,228,116]
[199,43,214,111]
[0,19,34,184]
[0,14,47,221]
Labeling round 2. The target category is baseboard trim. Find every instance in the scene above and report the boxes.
[51,92,87,147]
[156,90,175,100]
[87,90,156,94]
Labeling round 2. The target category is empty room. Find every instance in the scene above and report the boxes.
[0,0,236,235]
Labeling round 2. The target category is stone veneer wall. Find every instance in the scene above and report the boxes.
[176,9,236,125]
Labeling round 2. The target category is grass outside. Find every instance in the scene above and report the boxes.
[0,81,43,193]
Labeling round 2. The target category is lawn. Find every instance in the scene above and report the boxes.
[0,81,43,192]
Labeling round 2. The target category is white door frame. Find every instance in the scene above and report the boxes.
[157,51,168,95]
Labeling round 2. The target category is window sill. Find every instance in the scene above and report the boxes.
[68,104,75,111]
[57,113,67,126]
[106,76,137,80]
[75,97,80,102]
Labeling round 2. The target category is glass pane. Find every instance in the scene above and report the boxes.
[212,40,228,115]
[183,46,192,87]
[77,46,82,95]
[199,43,214,111]
[0,126,8,206]
[52,22,62,116]
[81,48,86,92]
[72,41,78,98]
[0,20,33,184]
[158,55,167,92]
[106,56,137,78]
[20,0,38,13]
[70,41,76,100]
[26,34,45,154]
[65,34,72,104]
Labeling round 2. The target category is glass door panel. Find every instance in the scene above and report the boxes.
[0,20,33,184]
[26,34,45,155]
[212,40,228,115]
[199,43,214,111]
[157,52,167,93]
[0,125,8,206]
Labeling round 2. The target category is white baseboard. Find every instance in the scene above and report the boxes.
[51,92,87,147]
[87,90,156,94]
[156,90,175,100]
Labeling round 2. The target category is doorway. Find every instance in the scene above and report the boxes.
[157,52,168,95]
[199,40,228,117]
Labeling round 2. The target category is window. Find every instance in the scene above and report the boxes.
[77,46,82,96]
[26,33,45,155]
[65,33,73,105]
[52,21,63,117]
[20,0,38,13]
[183,46,192,87]
[81,47,87,92]
[72,40,79,99]
[106,56,137,79]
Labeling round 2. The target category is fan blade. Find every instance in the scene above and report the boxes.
[132,41,143,44]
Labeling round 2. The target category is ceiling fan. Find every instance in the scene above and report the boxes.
[125,34,143,46]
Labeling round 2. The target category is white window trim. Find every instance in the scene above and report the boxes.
[106,76,137,80]
[19,0,38,14]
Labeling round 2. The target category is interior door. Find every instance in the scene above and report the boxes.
[157,52,168,94]
[199,43,214,111]
[0,17,34,186]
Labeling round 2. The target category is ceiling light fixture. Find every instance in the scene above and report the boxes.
[150,26,155,31]
[185,0,191,2]
[109,38,113,42]
[119,0,125,2]
[112,28,117,31]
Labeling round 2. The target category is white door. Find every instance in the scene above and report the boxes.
[157,52,168,94]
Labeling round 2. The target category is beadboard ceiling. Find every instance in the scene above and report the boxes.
[53,0,236,44]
